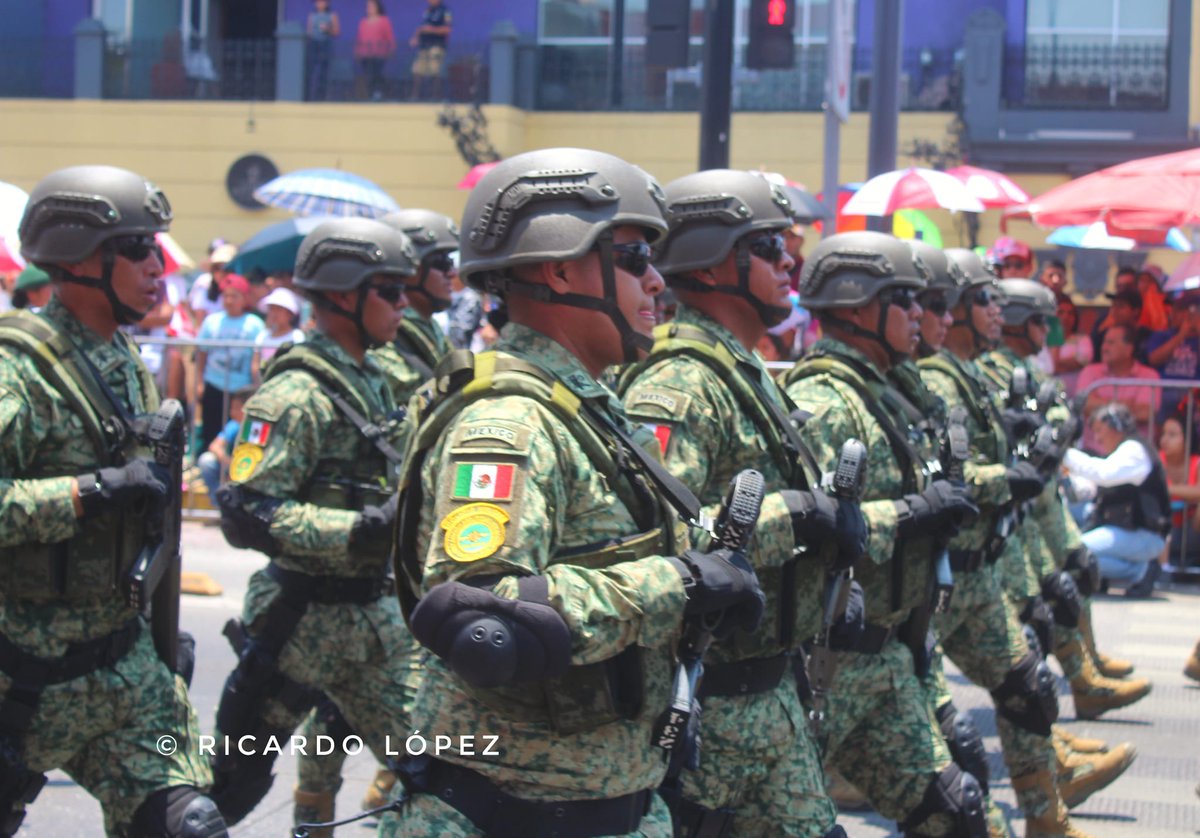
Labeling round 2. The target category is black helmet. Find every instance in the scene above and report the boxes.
[381,209,459,262]
[799,231,929,309]
[998,278,1056,327]
[909,240,967,306]
[294,218,418,293]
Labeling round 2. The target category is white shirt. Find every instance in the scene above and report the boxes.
[1064,439,1152,488]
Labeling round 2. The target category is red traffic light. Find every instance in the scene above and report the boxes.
[767,0,787,25]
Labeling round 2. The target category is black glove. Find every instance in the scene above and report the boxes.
[76,459,170,519]
[897,480,979,536]
[1006,461,1045,503]
[1002,408,1045,440]
[782,490,868,571]
[668,548,766,637]
[350,494,399,553]
[827,580,866,652]
[1040,571,1082,628]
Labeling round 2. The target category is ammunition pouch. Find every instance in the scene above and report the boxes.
[664,792,736,838]
[697,653,790,699]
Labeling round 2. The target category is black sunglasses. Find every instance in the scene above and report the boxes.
[744,232,788,264]
[108,234,159,264]
[972,287,997,307]
[919,291,948,316]
[425,251,455,273]
[369,283,406,304]
[609,241,653,277]
[1027,313,1047,327]
[882,286,917,310]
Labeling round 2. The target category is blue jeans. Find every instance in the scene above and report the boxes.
[1081,524,1165,585]
[198,451,222,499]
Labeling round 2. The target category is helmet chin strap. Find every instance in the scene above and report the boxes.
[491,230,652,365]
[828,290,908,365]
[57,248,148,326]
[407,261,452,313]
[322,286,382,350]
[952,294,991,354]
[669,240,792,328]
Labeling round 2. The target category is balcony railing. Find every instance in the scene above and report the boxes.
[1003,42,1169,111]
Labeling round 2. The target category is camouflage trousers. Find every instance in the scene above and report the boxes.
[822,637,956,833]
[377,784,675,837]
[679,674,836,836]
[0,623,211,836]
[932,563,1058,818]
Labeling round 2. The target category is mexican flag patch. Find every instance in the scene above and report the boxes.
[240,419,272,446]
[453,463,515,501]
[646,423,673,456]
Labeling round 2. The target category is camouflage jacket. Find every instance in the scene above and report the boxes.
[407,321,688,800]
[0,297,158,654]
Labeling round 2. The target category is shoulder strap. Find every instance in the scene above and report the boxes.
[918,353,992,430]
[265,344,404,465]
[393,320,438,380]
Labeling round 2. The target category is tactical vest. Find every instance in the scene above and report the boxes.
[0,311,154,603]
[392,317,442,381]
[617,320,826,648]
[263,344,400,519]
[1093,438,1172,536]
[396,349,684,735]
[782,351,938,626]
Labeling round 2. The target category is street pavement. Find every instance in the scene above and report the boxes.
[17,521,1200,837]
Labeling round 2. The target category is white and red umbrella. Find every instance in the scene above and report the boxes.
[841,167,985,216]
[945,165,1029,208]
[155,232,194,275]
[457,162,500,191]
[0,181,28,274]
[0,238,23,274]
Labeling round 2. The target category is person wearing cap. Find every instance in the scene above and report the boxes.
[207,218,421,828]
[251,286,305,383]
[1089,287,1150,364]
[1135,264,1169,332]
[1077,324,1160,450]
[11,264,53,311]
[616,169,861,837]
[379,148,766,838]
[188,241,238,327]
[988,236,1034,280]
[0,165,227,835]
[780,232,989,838]
[194,273,266,450]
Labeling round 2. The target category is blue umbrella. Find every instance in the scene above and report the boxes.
[228,216,338,276]
[1047,222,1192,252]
[252,168,401,218]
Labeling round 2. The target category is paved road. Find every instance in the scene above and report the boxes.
[17,522,1200,836]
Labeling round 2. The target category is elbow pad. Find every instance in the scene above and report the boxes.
[410,576,572,689]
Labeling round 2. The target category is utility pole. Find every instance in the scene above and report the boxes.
[821,0,852,237]
[866,0,903,232]
[610,0,626,108]
[698,0,735,169]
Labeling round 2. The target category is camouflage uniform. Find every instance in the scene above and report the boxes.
[373,307,451,405]
[0,297,211,835]
[782,338,959,833]
[620,305,836,836]
[378,323,691,837]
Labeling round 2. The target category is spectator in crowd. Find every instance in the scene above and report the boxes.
[1091,288,1149,362]
[252,287,305,382]
[188,241,237,328]
[783,220,805,291]
[1038,257,1068,295]
[1050,294,1092,395]
[196,386,253,500]
[195,274,266,449]
[409,0,451,101]
[306,0,340,101]
[1114,265,1138,293]
[1077,323,1161,448]
[470,301,506,352]
[653,286,679,324]
[11,265,53,311]
[1137,264,1170,332]
[442,270,482,349]
[1159,413,1200,566]
[1143,293,1200,417]
[128,258,185,394]
[355,0,395,100]
[1065,403,1170,596]
[988,235,1034,278]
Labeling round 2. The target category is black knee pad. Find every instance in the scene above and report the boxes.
[1021,623,1044,660]
[1019,597,1056,658]
[989,652,1059,737]
[935,702,990,794]
[208,722,286,826]
[1040,571,1082,629]
[130,787,229,838]
[900,764,987,838]
[824,826,849,838]
[1065,547,1100,598]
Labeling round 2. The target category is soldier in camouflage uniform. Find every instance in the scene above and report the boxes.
[378,148,767,838]
[618,170,862,837]
[918,248,1091,838]
[781,231,988,837]
[0,166,223,836]
[208,218,422,830]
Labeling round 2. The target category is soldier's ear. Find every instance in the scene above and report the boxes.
[542,261,572,294]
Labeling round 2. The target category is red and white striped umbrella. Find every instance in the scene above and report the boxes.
[156,232,194,275]
[842,167,985,216]
[0,237,24,274]
[945,165,1030,208]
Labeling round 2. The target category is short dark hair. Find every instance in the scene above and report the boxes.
[1107,323,1135,346]
[1044,259,1066,271]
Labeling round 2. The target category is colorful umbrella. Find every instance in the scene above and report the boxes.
[1164,253,1200,295]
[842,167,985,216]
[156,232,194,275]
[228,216,338,276]
[253,168,400,219]
[1046,223,1192,252]
[839,208,943,246]
[0,238,23,274]
[0,181,29,273]
[457,162,500,191]
[945,165,1029,208]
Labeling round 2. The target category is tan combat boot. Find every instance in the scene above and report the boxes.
[1012,770,1094,838]
[1079,609,1134,679]
[1062,639,1152,720]
[1184,640,1200,683]
[294,787,336,838]
[1053,726,1107,754]
[1054,736,1137,808]
[361,767,397,810]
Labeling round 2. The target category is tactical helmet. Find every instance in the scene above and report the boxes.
[381,208,459,262]
[294,218,418,293]
[799,231,930,309]
[909,240,966,305]
[458,147,668,293]
[656,169,794,275]
[944,248,997,294]
[998,278,1056,327]
[19,165,172,264]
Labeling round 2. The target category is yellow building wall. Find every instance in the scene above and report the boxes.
[0,98,1133,270]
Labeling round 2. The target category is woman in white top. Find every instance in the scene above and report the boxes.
[1050,295,1092,396]
[252,287,305,382]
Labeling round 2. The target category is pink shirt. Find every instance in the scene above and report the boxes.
[355,15,395,58]
[1077,361,1161,448]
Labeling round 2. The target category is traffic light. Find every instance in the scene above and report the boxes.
[747,0,795,70]
[646,0,692,68]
